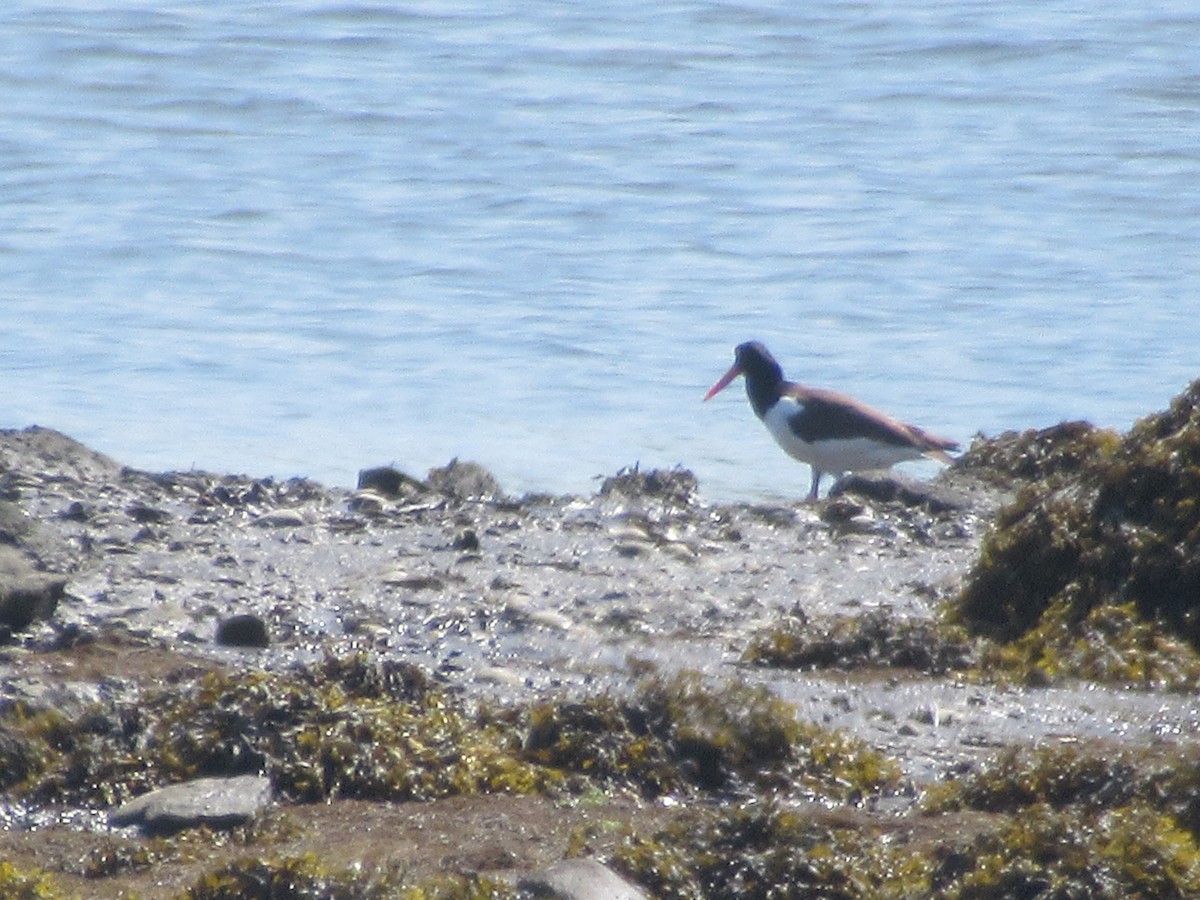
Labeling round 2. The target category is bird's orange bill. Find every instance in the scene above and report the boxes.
[703,363,743,401]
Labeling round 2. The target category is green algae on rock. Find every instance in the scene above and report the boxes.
[611,801,869,900]
[180,851,516,900]
[2,654,899,826]
[926,802,1200,900]
[0,860,62,900]
[920,744,1146,816]
[742,609,974,675]
[954,421,1121,490]
[952,379,1200,687]
[608,743,1200,899]
[514,669,901,802]
[916,743,1200,898]
[1,654,555,809]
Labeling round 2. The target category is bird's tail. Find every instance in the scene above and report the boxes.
[912,427,959,465]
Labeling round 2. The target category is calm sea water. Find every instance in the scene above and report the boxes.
[3,2,1199,500]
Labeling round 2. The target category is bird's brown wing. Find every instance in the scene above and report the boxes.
[786,385,957,453]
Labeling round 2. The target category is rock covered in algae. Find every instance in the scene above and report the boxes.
[953,378,1200,675]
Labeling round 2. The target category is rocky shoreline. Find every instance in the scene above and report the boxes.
[3,409,1200,898]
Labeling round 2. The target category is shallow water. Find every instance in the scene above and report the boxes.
[4,1,1199,500]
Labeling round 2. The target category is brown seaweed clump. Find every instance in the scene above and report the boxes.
[599,464,699,508]
[2,656,898,826]
[913,743,1200,899]
[608,743,1200,899]
[955,420,1120,490]
[515,670,900,803]
[952,379,1200,686]
[2,654,554,810]
[181,853,513,900]
[742,610,974,675]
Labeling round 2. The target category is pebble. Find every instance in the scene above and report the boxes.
[215,613,270,648]
[356,465,427,498]
[517,858,649,900]
[252,509,307,528]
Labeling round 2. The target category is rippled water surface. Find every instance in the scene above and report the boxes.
[3,2,1199,499]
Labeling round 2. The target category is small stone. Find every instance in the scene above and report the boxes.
[381,569,444,591]
[820,497,865,523]
[451,528,480,551]
[127,503,171,524]
[356,466,427,498]
[518,858,649,900]
[528,608,573,631]
[501,598,572,632]
[252,509,306,528]
[347,491,386,514]
[60,500,91,522]
[215,613,270,648]
[475,665,525,687]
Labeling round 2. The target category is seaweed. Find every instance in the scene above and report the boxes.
[952,380,1200,687]
[2,656,899,824]
[515,671,900,802]
[955,421,1120,490]
[920,744,1144,815]
[1,654,553,809]
[180,852,513,900]
[611,801,865,900]
[743,610,974,675]
[0,861,62,900]
[926,803,1200,900]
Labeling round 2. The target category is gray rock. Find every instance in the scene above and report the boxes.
[0,545,67,631]
[0,426,125,486]
[215,613,270,648]
[109,774,272,835]
[832,471,966,512]
[347,490,387,514]
[356,465,428,498]
[518,858,648,900]
[0,501,32,542]
[427,458,503,500]
[252,509,307,528]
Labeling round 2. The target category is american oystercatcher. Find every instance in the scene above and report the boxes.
[704,341,959,500]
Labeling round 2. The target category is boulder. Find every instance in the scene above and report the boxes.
[109,774,272,835]
[0,546,66,631]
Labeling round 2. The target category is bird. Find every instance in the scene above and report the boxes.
[704,341,959,500]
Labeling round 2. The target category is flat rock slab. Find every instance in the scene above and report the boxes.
[109,774,272,835]
[518,858,648,900]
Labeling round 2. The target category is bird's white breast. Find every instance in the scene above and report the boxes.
[762,397,924,474]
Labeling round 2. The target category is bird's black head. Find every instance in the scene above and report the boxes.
[734,341,781,380]
[733,342,785,417]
